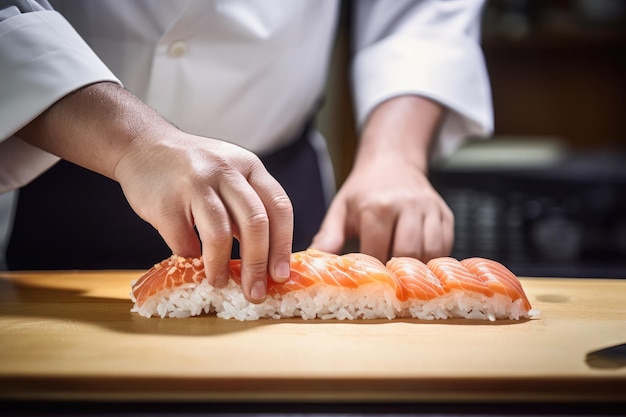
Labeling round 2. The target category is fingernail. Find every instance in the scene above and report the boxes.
[274,261,290,282]
[251,280,266,302]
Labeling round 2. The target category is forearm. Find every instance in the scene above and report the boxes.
[353,95,445,175]
[17,80,293,302]
[16,82,173,180]
[312,94,452,261]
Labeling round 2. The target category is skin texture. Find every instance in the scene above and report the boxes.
[17,82,293,303]
[310,95,454,263]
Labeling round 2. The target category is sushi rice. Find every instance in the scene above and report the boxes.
[130,278,537,321]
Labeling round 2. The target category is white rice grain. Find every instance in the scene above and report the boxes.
[130,278,537,321]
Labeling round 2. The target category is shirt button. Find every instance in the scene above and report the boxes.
[168,40,188,58]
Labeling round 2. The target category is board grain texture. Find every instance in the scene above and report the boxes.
[0,270,625,403]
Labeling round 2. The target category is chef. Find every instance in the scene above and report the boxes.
[0,0,493,302]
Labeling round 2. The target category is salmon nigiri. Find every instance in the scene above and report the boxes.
[426,257,531,321]
[461,257,533,312]
[131,256,206,309]
[386,257,445,302]
[130,250,536,321]
[427,257,494,297]
[385,256,451,320]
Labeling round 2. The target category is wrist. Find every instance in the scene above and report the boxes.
[355,95,444,174]
[17,82,175,180]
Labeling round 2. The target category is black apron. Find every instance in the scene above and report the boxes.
[6,124,327,270]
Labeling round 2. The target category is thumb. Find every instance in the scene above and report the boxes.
[309,199,348,254]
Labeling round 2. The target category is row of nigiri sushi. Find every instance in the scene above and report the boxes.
[130,249,538,321]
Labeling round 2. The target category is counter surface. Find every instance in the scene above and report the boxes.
[1,270,625,403]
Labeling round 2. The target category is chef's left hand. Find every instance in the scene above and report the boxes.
[311,154,453,263]
[310,95,454,263]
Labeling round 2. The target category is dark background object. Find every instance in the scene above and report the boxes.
[7,161,171,270]
[586,342,626,369]
[430,149,626,278]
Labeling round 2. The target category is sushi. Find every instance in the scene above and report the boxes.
[130,249,538,321]
[131,250,402,321]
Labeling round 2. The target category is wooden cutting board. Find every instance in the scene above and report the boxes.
[0,270,625,403]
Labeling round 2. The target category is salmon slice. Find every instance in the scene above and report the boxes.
[229,249,401,296]
[386,257,446,302]
[132,255,206,307]
[426,257,494,297]
[460,257,532,311]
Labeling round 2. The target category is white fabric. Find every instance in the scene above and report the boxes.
[50,0,339,155]
[352,0,493,158]
[0,0,493,193]
[0,9,120,192]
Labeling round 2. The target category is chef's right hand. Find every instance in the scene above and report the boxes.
[114,129,294,303]
[17,82,292,304]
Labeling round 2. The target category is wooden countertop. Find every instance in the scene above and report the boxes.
[0,270,625,404]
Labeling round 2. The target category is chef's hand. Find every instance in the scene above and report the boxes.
[311,155,453,263]
[17,82,293,303]
[310,95,454,263]
[114,131,293,303]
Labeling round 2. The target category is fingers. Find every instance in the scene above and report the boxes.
[218,176,269,303]
[392,209,423,259]
[348,189,454,263]
[155,209,202,260]
[439,203,455,257]
[192,191,233,288]
[313,187,454,263]
[359,201,396,262]
[310,198,347,255]
[392,200,454,262]
[218,163,293,303]
[247,167,293,284]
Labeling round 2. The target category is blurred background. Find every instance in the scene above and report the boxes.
[318,0,626,278]
[1,0,625,278]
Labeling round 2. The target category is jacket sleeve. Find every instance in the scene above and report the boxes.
[0,0,121,193]
[351,0,493,159]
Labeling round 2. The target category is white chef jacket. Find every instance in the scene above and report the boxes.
[0,0,493,194]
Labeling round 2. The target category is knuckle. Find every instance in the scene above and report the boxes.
[208,225,232,245]
[245,260,268,276]
[269,194,293,216]
[241,261,270,291]
[244,211,270,233]
[361,195,395,216]
[238,152,264,173]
